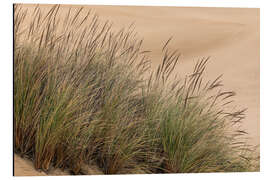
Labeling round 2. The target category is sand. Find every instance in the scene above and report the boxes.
[14,4,260,175]
[84,5,260,146]
[14,154,73,176]
[14,154,103,176]
[14,154,47,176]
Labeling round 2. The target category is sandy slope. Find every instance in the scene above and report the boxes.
[14,154,103,176]
[14,154,47,176]
[15,4,260,175]
[81,5,260,146]
[15,154,75,176]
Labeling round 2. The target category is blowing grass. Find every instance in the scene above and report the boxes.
[14,4,259,175]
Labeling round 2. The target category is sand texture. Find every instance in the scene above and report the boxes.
[14,154,47,176]
[84,5,260,145]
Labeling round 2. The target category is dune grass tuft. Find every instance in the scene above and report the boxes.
[14,4,259,174]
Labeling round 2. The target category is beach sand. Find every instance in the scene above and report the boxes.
[14,154,47,176]
[14,4,260,175]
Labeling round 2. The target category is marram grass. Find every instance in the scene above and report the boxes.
[14,4,259,174]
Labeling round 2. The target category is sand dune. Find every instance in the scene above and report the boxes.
[86,5,260,146]
[15,4,260,175]
[53,4,259,145]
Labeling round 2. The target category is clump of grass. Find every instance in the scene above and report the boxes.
[14,4,259,175]
[146,56,259,172]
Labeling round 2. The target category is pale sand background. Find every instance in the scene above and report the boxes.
[14,4,260,175]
